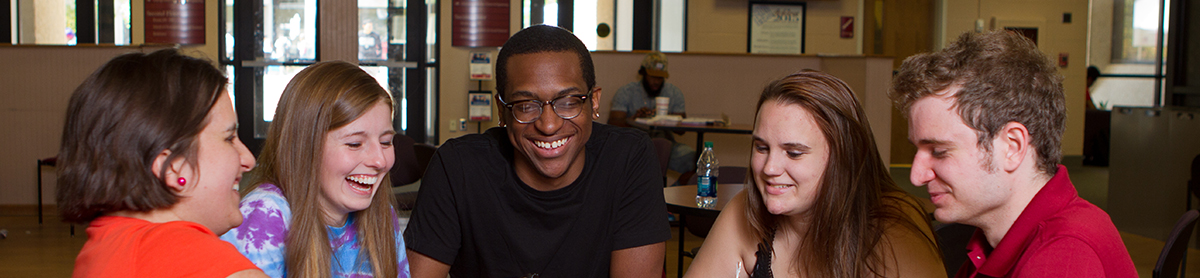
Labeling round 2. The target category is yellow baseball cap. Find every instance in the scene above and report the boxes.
[641,52,669,78]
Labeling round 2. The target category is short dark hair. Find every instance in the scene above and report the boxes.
[1087,65,1101,81]
[57,49,227,223]
[890,31,1066,175]
[495,24,595,98]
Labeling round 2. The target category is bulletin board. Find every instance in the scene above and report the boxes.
[747,2,806,54]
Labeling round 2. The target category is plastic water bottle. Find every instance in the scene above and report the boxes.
[696,141,719,208]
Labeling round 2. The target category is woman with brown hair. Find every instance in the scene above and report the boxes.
[220,61,408,277]
[686,70,944,278]
[58,49,265,277]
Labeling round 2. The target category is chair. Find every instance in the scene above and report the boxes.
[391,137,437,211]
[1154,209,1200,278]
[36,157,57,224]
[650,138,672,186]
[36,157,74,236]
[934,222,977,277]
[390,135,420,186]
[1188,154,1200,211]
[678,166,748,258]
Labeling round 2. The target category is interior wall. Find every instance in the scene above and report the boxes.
[591,52,893,168]
[940,0,1090,157]
[433,0,517,142]
[685,0,860,54]
[1089,0,1114,69]
[0,0,220,205]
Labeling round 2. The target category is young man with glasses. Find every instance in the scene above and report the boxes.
[403,25,670,278]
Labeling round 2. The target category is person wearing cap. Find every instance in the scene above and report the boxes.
[609,51,695,174]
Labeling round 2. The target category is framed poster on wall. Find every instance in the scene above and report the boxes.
[747,2,806,54]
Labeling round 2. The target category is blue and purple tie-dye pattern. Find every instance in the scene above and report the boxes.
[221,184,410,278]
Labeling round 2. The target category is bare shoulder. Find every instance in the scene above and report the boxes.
[877,192,946,278]
[226,269,269,278]
[686,190,759,278]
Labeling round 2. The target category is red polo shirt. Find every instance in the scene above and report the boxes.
[955,165,1137,278]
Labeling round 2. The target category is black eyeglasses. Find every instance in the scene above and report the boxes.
[497,93,592,124]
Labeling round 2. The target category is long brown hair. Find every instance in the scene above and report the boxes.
[745,70,935,277]
[247,61,398,278]
[58,49,225,224]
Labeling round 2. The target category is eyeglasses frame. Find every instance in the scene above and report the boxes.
[496,91,594,124]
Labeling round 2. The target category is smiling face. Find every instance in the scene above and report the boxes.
[182,92,256,234]
[750,100,829,218]
[501,51,600,191]
[907,91,1008,226]
[317,101,396,226]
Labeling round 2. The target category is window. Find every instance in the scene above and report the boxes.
[524,0,684,51]
[224,0,440,151]
[1114,0,1169,63]
[1090,0,1170,109]
[7,0,131,45]
[358,0,440,142]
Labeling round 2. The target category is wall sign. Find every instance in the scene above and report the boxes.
[747,2,806,54]
[452,0,510,47]
[840,16,854,39]
[468,91,493,121]
[145,0,205,44]
[469,52,494,80]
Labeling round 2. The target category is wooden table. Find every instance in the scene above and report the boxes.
[628,121,754,155]
[664,184,746,277]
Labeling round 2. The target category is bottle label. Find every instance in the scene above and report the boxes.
[697,176,717,197]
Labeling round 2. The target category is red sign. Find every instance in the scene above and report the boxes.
[452,0,510,47]
[145,0,205,44]
[840,16,854,39]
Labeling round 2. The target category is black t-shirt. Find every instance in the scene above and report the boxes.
[403,122,672,277]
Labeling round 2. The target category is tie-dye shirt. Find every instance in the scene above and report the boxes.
[220,183,410,278]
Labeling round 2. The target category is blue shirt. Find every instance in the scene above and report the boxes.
[220,184,410,278]
[611,81,685,115]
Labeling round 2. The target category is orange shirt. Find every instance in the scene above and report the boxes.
[73,216,258,278]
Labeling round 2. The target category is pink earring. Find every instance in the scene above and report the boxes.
[177,177,187,186]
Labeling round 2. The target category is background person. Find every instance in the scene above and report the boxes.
[221,61,409,278]
[608,51,695,174]
[687,70,944,278]
[1086,65,1101,110]
[57,49,265,278]
[609,51,685,124]
[890,31,1136,277]
[403,25,670,278]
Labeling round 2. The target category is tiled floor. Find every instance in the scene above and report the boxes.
[2,162,1199,277]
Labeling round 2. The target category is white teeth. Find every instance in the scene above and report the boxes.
[347,175,378,185]
[771,185,792,189]
[534,137,568,149]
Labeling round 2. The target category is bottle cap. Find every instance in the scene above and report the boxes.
[704,141,713,148]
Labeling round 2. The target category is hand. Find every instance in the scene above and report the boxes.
[634,107,656,118]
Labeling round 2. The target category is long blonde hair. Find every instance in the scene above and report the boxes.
[248,61,398,278]
[745,70,936,277]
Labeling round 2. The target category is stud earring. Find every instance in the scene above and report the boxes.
[177,177,187,186]
[594,112,600,118]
